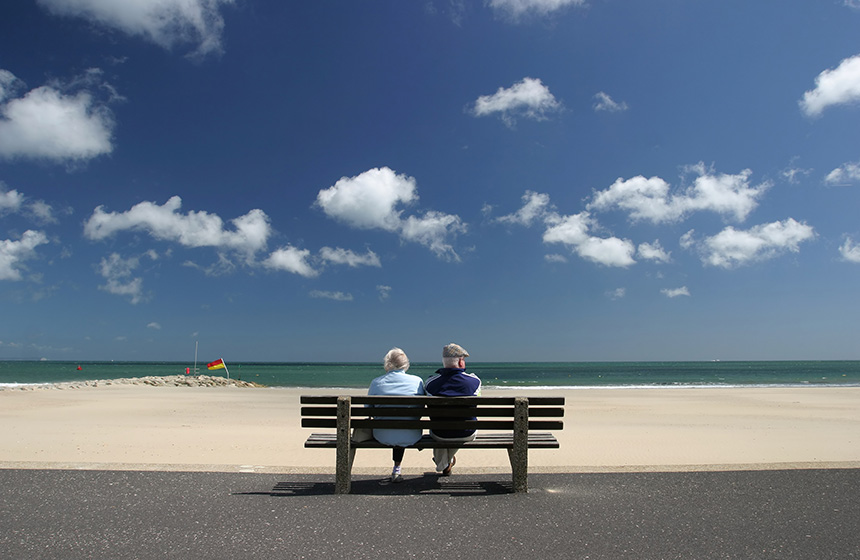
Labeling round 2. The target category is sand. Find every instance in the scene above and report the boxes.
[1,385,858,474]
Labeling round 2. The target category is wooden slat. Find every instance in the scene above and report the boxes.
[300,395,565,406]
[304,432,560,449]
[301,418,563,430]
[300,406,564,418]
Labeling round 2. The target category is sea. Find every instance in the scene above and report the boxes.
[1,360,859,390]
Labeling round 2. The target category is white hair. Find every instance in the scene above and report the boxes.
[442,356,464,368]
[384,348,410,372]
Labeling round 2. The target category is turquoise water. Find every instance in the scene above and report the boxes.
[1,360,859,389]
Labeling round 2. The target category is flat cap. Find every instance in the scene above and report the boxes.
[442,343,470,358]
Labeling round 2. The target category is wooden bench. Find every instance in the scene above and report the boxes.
[301,395,564,493]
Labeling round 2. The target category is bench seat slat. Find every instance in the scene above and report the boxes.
[300,395,565,406]
[304,432,560,449]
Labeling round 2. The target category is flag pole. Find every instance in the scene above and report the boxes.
[222,359,230,380]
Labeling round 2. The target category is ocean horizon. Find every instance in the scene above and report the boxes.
[2,360,859,390]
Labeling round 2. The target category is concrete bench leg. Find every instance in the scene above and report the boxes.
[509,397,529,493]
[335,396,352,494]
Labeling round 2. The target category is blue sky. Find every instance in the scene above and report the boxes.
[1,0,860,363]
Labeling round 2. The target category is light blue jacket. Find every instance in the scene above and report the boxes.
[367,370,425,447]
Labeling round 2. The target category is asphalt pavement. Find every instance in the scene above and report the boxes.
[1,468,858,559]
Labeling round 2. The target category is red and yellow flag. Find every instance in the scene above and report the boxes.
[207,358,225,370]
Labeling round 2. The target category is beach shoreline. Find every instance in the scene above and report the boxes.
[2,384,858,474]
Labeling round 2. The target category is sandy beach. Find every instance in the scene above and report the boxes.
[1,384,858,474]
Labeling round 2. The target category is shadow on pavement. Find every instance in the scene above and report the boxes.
[235,473,513,496]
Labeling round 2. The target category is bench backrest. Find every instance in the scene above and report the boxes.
[301,395,564,431]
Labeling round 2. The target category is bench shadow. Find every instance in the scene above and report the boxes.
[235,473,513,497]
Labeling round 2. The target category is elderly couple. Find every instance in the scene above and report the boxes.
[367,343,481,483]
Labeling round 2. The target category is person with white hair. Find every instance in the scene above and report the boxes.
[367,347,425,483]
[424,343,482,475]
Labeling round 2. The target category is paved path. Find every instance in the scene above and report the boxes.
[1,468,858,559]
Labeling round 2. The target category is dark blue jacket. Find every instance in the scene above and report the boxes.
[424,368,482,438]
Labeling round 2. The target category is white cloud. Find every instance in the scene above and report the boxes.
[0,186,24,214]
[37,0,233,58]
[0,230,49,281]
[377,285,392,301]
[263,246,318,278]
[661,286,690,298]
[496,190,552,226]
[309,290,353,302]
[501,191,637,267]
[147,322,161,330]
[84,196,271,258]
[544,253,567,263]
[824,161,860,185]
[471,77,561,127]
[319,247,381,268]
[543,212,636,267]
[0,70,21,102]
[800,54,860,117]
[689,218,816,268]
[588,165,768,224]
[637,240,671,263]
[97,252,149,304]
[316,167,466,260]
[488,0,585,19]
[317,167,417,232]
[839,238,860,263]
[401,211,467,261]
[0,69,115,162]
[593,92,629,113]
[0,185,56,224]
[606,287,626,300]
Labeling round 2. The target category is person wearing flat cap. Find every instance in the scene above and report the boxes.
[424,343,482,475]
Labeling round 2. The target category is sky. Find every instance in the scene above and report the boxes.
[1,0,860,363]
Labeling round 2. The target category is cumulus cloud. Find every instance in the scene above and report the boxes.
[637,240,671,263]
[37,0,233,58]
[0,69,116,163]
[97,252,152,304]
[309,290,353,302]
[401,211,467,261]
[800,54,860,117]
[686,219,815,268]
[500,191,638,267]
[661,286,690,298]
[593,92,629,113]
[0,185,57,223]
[471,77,561,127]
[588,165,768,224]
[839,238,860,263]
[488,0,585,19]
[0,185,24,214]
[824,161,860,185]
[782,165,812,184]
[84,196,271,258]
[316,167,416,232]
[316,167,466,261]
[543,212,636,267]
[0,230,49,281]
[496,190,553,226]
[319,247,381,268]
[262,246,318,278]
[147,322,161,330]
